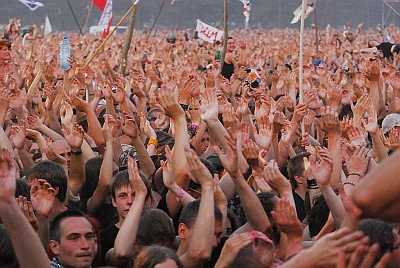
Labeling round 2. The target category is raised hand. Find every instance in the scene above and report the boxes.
[157,84,185,120]
[344,144,369,176]
[127,156,148,198]
[184,146,213,187]
[16,195,39,232]
[316,106,341,135]
[199,87,219,122]
[62,122,84,151]
[271,197,302,239]
[222,103,241,134]
[213,128,239,176]
[308,147,333,186]
[254,115,274,150]
[0,152,17,204]
[121,112,139,138]
[262,160,292,195]
[30,178,56,217]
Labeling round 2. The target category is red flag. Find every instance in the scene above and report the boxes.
[93,0,106,11]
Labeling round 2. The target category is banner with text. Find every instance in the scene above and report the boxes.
[195,19,223,44]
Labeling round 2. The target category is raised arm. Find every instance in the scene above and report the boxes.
[106,156,147,267]
[0,153,50,268]
[215,128,270,233]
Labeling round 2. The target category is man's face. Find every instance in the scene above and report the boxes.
[195,132,210,156]
[227,39,236,52]
[52,141,72,169]
[51,217,97,268]
[0,45,11,61]
[112,184,134,220]
[184,220,223,250]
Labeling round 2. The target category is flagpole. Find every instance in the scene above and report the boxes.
[84,3,137,69]
[67,0,84,35]
[146,0,166,41]
[81,0,93,34]
[299,0,308,135]
[220,0,228,70]
[120,0,141,75]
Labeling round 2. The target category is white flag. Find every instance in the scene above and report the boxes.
[44,15,52,35]
[195,19,224,44]
[98,0,112,37]
[17,0,44,11]
[238,0,251,28]
[291,0,315,24]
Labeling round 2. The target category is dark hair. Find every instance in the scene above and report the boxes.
[0,224,18,267]
[134,245,184,268]
[179,199,223,228]
[25,160,68,202]
[109,169,152,201]
[239,192,281,245]
[287,152,310,190]
[136,209,175,248]
[339,104,353,120]
[307,194,331,238]
[226,208,240,236]
[80,156,104,200]
[358,219,395,263]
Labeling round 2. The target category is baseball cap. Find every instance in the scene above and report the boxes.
[382,113,400,134]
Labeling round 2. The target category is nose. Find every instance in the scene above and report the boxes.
[212,236,220,249]
[127,194,134,205]
[81,238,90,250]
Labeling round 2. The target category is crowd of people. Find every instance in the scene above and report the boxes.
[1,16,400,267]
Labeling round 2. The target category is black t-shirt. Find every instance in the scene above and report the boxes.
[221,62,234,80]
[99,224,119,266]
[293,191,306,222]
[376,42,394,59]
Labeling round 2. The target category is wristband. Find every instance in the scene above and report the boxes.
[175,187,186,201]
[71,150,83,155]
[180,103,189,111]
[190,124,199,132]
[343,181,356,187]
[348,172,362,177]
[307,178,318,189]
[147,138,158,148]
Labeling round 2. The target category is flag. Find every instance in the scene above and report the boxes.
[44,15,52,35]
[17,0,44,11]
[195,19,224,44]
[238,0,251,28]
[93,0,106,11]
[98,0,112,37]
[291,0,315,24]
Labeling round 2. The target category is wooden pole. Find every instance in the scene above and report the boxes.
[313,2,318,53]
[120,0,141,75]
[299,0,308,135]
[220,0,228,70]
[84,3,137,69]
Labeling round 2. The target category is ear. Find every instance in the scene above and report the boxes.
[294,174,303,184]
[53,187,59,196]
[50,240,60,255]
[111,197,116,207]
[178,223,188,239]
